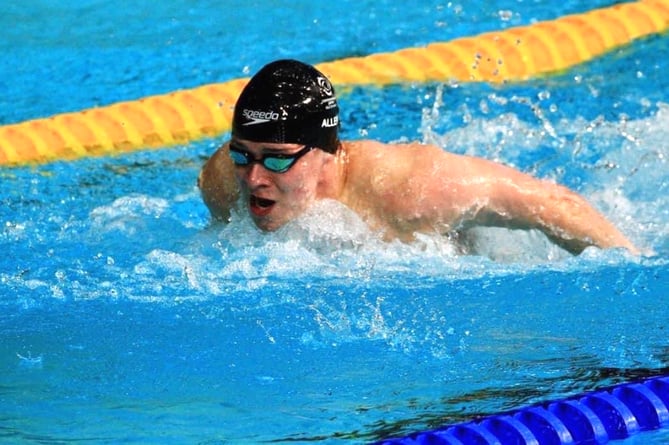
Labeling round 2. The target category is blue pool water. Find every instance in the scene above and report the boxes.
[1,1,669,444]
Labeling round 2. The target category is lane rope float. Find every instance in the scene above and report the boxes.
[374,374,669,445]
[1,0,668,166]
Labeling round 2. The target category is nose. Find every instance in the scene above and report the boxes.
[239,162,270,187]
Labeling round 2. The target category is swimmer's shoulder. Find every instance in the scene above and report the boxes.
[342,139,462,173]
[199,141,239,221]
[345,139,463,153]
[342,139,444,160]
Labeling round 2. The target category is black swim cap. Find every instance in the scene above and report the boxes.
[232,59,340,153]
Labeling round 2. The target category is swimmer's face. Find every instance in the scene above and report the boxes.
[229,138,330,231]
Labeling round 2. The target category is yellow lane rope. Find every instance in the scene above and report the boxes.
[1,0,668,166]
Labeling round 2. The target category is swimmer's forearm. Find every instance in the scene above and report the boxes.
[562,219,639,254]
[448,157,640,255]
[524,187,639,254]
[544,219,638,255]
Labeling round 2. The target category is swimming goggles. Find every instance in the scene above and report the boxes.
[228,143,315,173]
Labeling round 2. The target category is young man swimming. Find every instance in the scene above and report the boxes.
[198,59,639,255]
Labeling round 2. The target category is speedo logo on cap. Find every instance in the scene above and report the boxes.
[241,109,280,126]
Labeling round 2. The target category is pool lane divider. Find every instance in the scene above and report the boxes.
[1,0,668,166]
[374,374,669,445]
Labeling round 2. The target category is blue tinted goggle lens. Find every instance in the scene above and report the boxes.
[229,144,314,173]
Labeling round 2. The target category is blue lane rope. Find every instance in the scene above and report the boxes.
[375,375,669,445]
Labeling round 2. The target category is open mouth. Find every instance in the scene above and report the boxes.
[249,195,276,216]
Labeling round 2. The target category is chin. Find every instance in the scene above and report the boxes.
[252,217,283,232]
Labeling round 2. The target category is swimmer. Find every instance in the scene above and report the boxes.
[199,59,639,255]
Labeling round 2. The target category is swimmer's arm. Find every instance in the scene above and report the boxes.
[429,153,640,255]
[472,162,640,255]
[198,142,240,221]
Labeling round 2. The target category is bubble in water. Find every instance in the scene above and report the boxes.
[17,352,43,369]
[498,10,513,21]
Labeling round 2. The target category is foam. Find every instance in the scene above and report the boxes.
[89,194,170,235]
